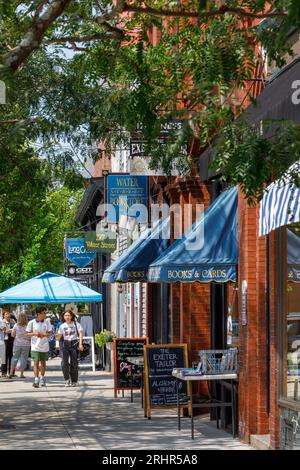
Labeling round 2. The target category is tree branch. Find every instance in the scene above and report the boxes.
[1,0,286,73]
[3,0,72,71]
[49,31,124,44]
[33,0,50,20]
[2,0,127,72]
[94,0,126,23]
[0,118,36,125]
[99,20,125,39]
[124,3,286,20]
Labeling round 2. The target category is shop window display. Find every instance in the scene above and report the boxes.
[286,224,300,402]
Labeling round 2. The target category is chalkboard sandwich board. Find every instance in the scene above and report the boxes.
[114,337,149,398]
[144,344,189,418]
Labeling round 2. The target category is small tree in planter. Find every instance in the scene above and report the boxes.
[95,330,116,350]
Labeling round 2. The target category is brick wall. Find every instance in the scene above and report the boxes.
[237,187,283,446]
[173,179,211,395]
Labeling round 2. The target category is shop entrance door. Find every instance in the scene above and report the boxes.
[151,284,170,344]
[210,283,238,433]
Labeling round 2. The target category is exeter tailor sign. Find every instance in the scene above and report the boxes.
[106,175,148,223]
[65,238,96,268]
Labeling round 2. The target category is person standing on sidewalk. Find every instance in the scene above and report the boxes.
[1,310,15,377]
[56,310,83,387]
[9,312,31,379]
[0,316,6,375]
[26,306,52,388]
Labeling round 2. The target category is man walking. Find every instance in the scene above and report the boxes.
[26,306,52,388]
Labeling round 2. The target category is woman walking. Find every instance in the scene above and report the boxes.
[1,310,15,377]
[9,312,31,379]
[0,316,6,375]
[56,310,83,387]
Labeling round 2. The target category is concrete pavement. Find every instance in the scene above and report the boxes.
[0,358,253,450]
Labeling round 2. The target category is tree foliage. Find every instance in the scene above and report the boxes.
[0,184,84,291]
[0,1,300,203]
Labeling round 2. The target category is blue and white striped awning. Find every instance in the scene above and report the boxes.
[259,162,300,236]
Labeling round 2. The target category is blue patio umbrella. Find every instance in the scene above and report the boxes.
[0,272,102,304]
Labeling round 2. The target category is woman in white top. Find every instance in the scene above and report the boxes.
[10,313,31,379]
[56,310,83,387]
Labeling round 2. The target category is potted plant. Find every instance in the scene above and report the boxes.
[95,329,116,350]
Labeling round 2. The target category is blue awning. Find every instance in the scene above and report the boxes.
[287,229,300,282]
[102,217,170,283]
[148,187,238,283]
[259,161,300,236]
[0,272,103,304]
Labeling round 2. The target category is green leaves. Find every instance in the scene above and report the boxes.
[213,120,300,203]
[0,1,299,202]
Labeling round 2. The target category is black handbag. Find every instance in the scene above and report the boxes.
[79,342,90,358]
[74,321,90,358]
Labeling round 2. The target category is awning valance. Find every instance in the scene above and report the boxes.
[287,229,300,282]
[0,272,103,304]
[148,186,238,283]
[102,217,169,283]
[259,162,300,236]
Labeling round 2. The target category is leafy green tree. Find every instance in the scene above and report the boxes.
[0,1,300,203]
[0,184,83,291]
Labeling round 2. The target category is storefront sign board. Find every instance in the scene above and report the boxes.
[113,337,149,398]
[144,344,189,418]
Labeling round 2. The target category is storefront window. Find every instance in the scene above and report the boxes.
[286,224,300,402]
[227,284,239,349]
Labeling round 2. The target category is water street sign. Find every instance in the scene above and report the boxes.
[85,231,117,253]
[106,175,148,224]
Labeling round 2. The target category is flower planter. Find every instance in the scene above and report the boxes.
[106,342,114,351]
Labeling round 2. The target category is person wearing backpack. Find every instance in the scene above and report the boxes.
[56,310,83,387]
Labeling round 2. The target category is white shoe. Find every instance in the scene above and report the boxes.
[65,380,71,387]
[33,378,39,388]
[71,382,78,387]
[40,377,46,387]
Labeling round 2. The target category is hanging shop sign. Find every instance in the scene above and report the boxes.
[65,264,94,277]
[106,175,148,224]
[65,238,96,268]
[114,337,149,398]
[144,344,189,418]
[84,231,117,253]
[129,121,184,176]
[130,121,183,158]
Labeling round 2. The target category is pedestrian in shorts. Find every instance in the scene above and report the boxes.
[26,306,52,388]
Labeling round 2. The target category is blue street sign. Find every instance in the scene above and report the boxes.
[65,238,96,268]
[106,175,148,223]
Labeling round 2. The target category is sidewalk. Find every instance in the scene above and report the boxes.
[0,358,253,450]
